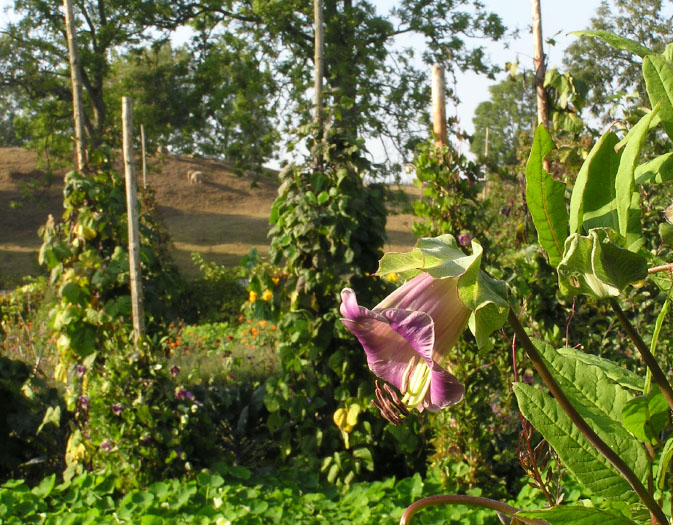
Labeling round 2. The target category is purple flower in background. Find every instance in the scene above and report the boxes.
[457,234,472,247]
[79,396,90,411]
[340,272,470,425]
[175,388,194,401]
[76,364,86,377]
[112,403,123,416]
[501,207,511,218]
[170,365,180,377]
[101,440,112,452]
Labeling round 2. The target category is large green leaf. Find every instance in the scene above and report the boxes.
[377,235,508,349]
[571,30,652,58]
[534,341,649,484]
[643,54,673,140]
[518,505,639,524]
[557,347,644,392]
[514,382,639,502]
[634,152,673,184]
[569,132,621,234]
[615,107,659,251]
[525,125,569,267]
[557,229,648,299]
[621,387,669,444]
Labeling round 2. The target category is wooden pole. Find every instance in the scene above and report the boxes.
[482,126,489,198]
[140,124,147,189]
[122,97,145,342]
[531,0,549,129]
[312,0,324,171]
[63,0,87,171]
[431,65,449,148]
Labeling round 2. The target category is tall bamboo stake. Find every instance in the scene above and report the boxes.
[63,0,87,171]
[140,124,147,189]
[431,65,449,148]
[312,0,324,171]
[122,97,145,342]
[531,0,549,129]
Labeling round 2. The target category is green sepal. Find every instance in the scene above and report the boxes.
[377,235,508,349]
[557,228,648,298]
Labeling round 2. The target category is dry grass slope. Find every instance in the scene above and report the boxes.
[0,147,418,286]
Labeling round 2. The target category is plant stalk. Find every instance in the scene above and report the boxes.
[508,309,667,525]
[609,298,673,413]
[399,494,545,525]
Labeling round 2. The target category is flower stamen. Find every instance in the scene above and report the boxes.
[400,356,418,395]
[372,380,409,426]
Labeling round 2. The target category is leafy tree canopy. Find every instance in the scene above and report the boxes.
[0,0,507,175]
[470,73,537,171]
[563,0,673,123]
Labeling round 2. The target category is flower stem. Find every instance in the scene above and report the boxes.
[399,494,544,525]
[609,298,673,413]
[648,262,673,274]
[507,309,667,525]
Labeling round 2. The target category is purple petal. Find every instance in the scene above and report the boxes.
[426,364,464,411]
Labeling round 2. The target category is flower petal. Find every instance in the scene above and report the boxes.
[427,364,464,411]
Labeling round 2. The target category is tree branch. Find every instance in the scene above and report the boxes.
[609,298,673,412]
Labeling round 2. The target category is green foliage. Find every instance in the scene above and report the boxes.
[81,339,228,487]
[564,0,673,122]
[509,32,673,522]
[0,468,504,524]
[38,167,183,367]
[411,141,486,243]
[470,73,537,171]
[0,355,66,484]
[184,253,246,323]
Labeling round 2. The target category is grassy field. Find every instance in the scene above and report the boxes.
[0,147,419,286]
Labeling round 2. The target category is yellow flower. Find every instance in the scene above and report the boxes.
[333,404,361,449]
[272,276,280,285]
[261,289,273,302]
[249,290,258,303]
[386,273,400,282]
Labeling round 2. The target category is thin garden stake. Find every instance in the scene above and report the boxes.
[122,97,145,342]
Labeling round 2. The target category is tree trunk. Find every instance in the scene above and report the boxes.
[63,0,87,171]
[531,0,549,129]
[122,97,145,343]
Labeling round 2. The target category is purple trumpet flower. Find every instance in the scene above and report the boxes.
[340,272,470,424]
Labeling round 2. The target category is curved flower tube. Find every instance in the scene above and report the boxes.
[340,272,470,422]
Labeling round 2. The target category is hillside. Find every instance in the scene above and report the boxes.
[0,147,418,286]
